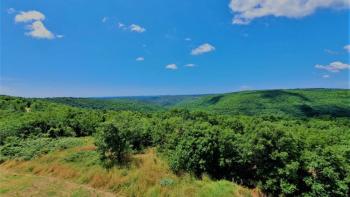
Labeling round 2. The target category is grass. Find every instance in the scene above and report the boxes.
[0,168,112,197]
[0,137,260,197]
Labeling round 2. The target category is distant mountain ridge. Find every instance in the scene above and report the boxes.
[174,88,350,118]
[32,88,350,118]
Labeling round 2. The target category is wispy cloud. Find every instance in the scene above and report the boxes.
[102,17,108,23]
[118,22,125,28]
[129,24,146,33]
[315,61,350,72]
[324,49,339,55]
[239,85,253,91]
[322,74,330,78]
[229,0,350,25]
[185,37,192,41]
[184,64,196,67]
[117,22,146,33]
[165,64,178,70]
[344,45,350,53]
[191,43,215,55]
[136,57,144,61]
[7,8,16,14]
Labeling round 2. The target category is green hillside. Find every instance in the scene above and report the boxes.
[43,89,350,118]
[174,89,350,118]
[46,97,163,112]
[4,88,349,117]
[115,95,204,107]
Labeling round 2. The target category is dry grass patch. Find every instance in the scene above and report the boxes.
[0,138,259,197]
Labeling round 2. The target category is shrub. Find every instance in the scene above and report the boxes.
[302,147,350,197]
[95,123,132,166]
[248,123,304,195]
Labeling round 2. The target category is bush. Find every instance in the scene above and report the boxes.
[95,123,132,166]
[248,124,304,195]
[168,123,222,176]
[302,147,350,197]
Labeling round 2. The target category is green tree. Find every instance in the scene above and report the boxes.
[95,122,131,166]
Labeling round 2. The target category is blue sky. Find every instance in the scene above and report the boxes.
[1,0,349,97]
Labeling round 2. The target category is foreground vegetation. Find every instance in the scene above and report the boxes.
[0,137,256,197]
[1,90,349,196]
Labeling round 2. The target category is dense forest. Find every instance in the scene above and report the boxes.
[1,89,350,196]
[48,89,350,118]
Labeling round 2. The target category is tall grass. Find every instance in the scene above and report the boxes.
[0,137,261,197]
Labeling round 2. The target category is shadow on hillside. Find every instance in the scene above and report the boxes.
[260,90,310,101]
[299,104,350,118]
[207,95,224,105]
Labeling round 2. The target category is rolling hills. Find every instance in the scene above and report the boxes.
[174,88,350,118]
[45,97,164,112]
[46,88,350,118]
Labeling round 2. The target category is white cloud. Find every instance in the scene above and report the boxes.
[15,10,45,23]
[25,21,55,39]
[117,23,146,33]
[14,10,58,40]
[344,45,350,53]
[117,22,128,31]
[56,34,64,38]
[229,0,350,25]
[118,22,125,28]
[315,61,350,72]
[191,43,215,55]
[136,57,144,61]
[165,64,178,70]
[7,8,16,14]
[322,74,330,78]
[185,38,192,41]
[129,24,146,33]
[184,64,196,67]
[102,17,108,23]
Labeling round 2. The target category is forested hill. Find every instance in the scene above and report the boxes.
[45,97,163,112]
[4,88,349,118]
[174,88,350,118]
